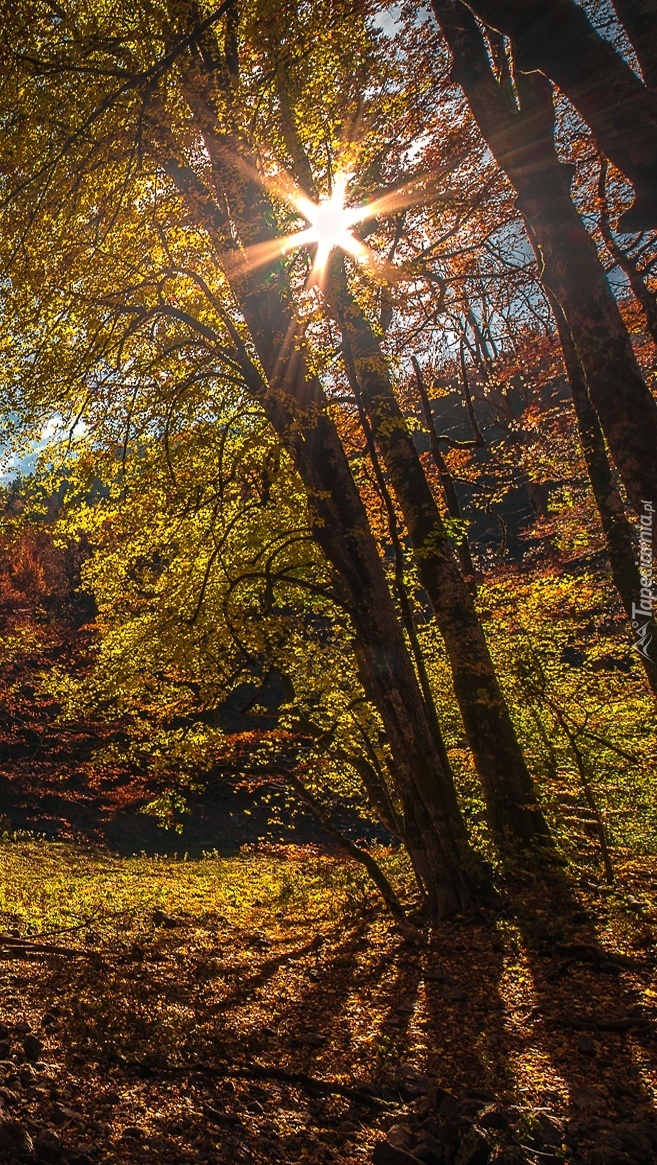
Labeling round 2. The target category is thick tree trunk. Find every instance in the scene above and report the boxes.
[463,0,657,229]
[514,173,657,515]
[433,0,657,518]
[549,295,657,695]
[236,264,488,922]
[266,50,550,851]
[613,0,657,89]
[328,258,551,849]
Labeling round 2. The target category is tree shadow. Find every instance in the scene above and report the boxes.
[504,863,657,1161]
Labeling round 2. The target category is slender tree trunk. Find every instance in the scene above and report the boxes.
[598,161,657,347]
[548,294,657,695]
[285,771,415,928]
[328,257,551,849]
[411,355,478,592]
[433,0,657,518]
[463,0,657,229]
[613,0,657,89]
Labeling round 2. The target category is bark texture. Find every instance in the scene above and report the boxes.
[549,295,657,695]
[613,0,657,89]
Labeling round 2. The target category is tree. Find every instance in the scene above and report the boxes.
[430,0,657,695]
[0,0,495,918]
[462,0,657,230]
[431,0,657,519]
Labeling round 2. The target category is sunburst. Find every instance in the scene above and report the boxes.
[224,164,440,287]
[286,172,370,284]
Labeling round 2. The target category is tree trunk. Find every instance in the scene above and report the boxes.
[613,0,657,89]
[598,161,657,348]
[411,355,479,592]
[433,0,657,518]
[464,0,657,230]
[328,257,551,849]
[549,294,657,695]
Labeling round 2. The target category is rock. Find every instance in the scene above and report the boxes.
[15,1021,31,1034]
[436,1093,461,1119]
[20,1067,37,1088]
[35,1127,64,1162]
[0,1023,9,1040]
[413,1132,444,1164]
[411,1097,432,1119]
[458,1099,489,1119]
[373,1144,423,1165]
[531,1113,564,1148]
[399,1070,433,1099]
[0,1115,35,1157]
[576,1033,596,1056]
[51,1102,80,1125]
[68,1144,96,1165]
[40,1010,61,1026]
[454,1129,490,1165]
[121,1125,144,1140]
[477,1106,511,1131]
[294,1032,325,1047]
[0,1040,11,1059]
[23,1034,44,1061]
[386,1124,416,1151]
[152,908,179,928]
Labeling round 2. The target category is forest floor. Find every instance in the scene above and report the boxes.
[0,840,656,1165]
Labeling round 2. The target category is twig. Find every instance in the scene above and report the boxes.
[0,935,93,957]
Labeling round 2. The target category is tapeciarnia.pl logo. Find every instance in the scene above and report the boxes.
[633,499,655,662]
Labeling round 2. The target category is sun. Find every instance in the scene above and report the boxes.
[225,163,436,288]
[287,173,370,283]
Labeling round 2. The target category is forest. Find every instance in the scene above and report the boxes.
[0,0,656,1162]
